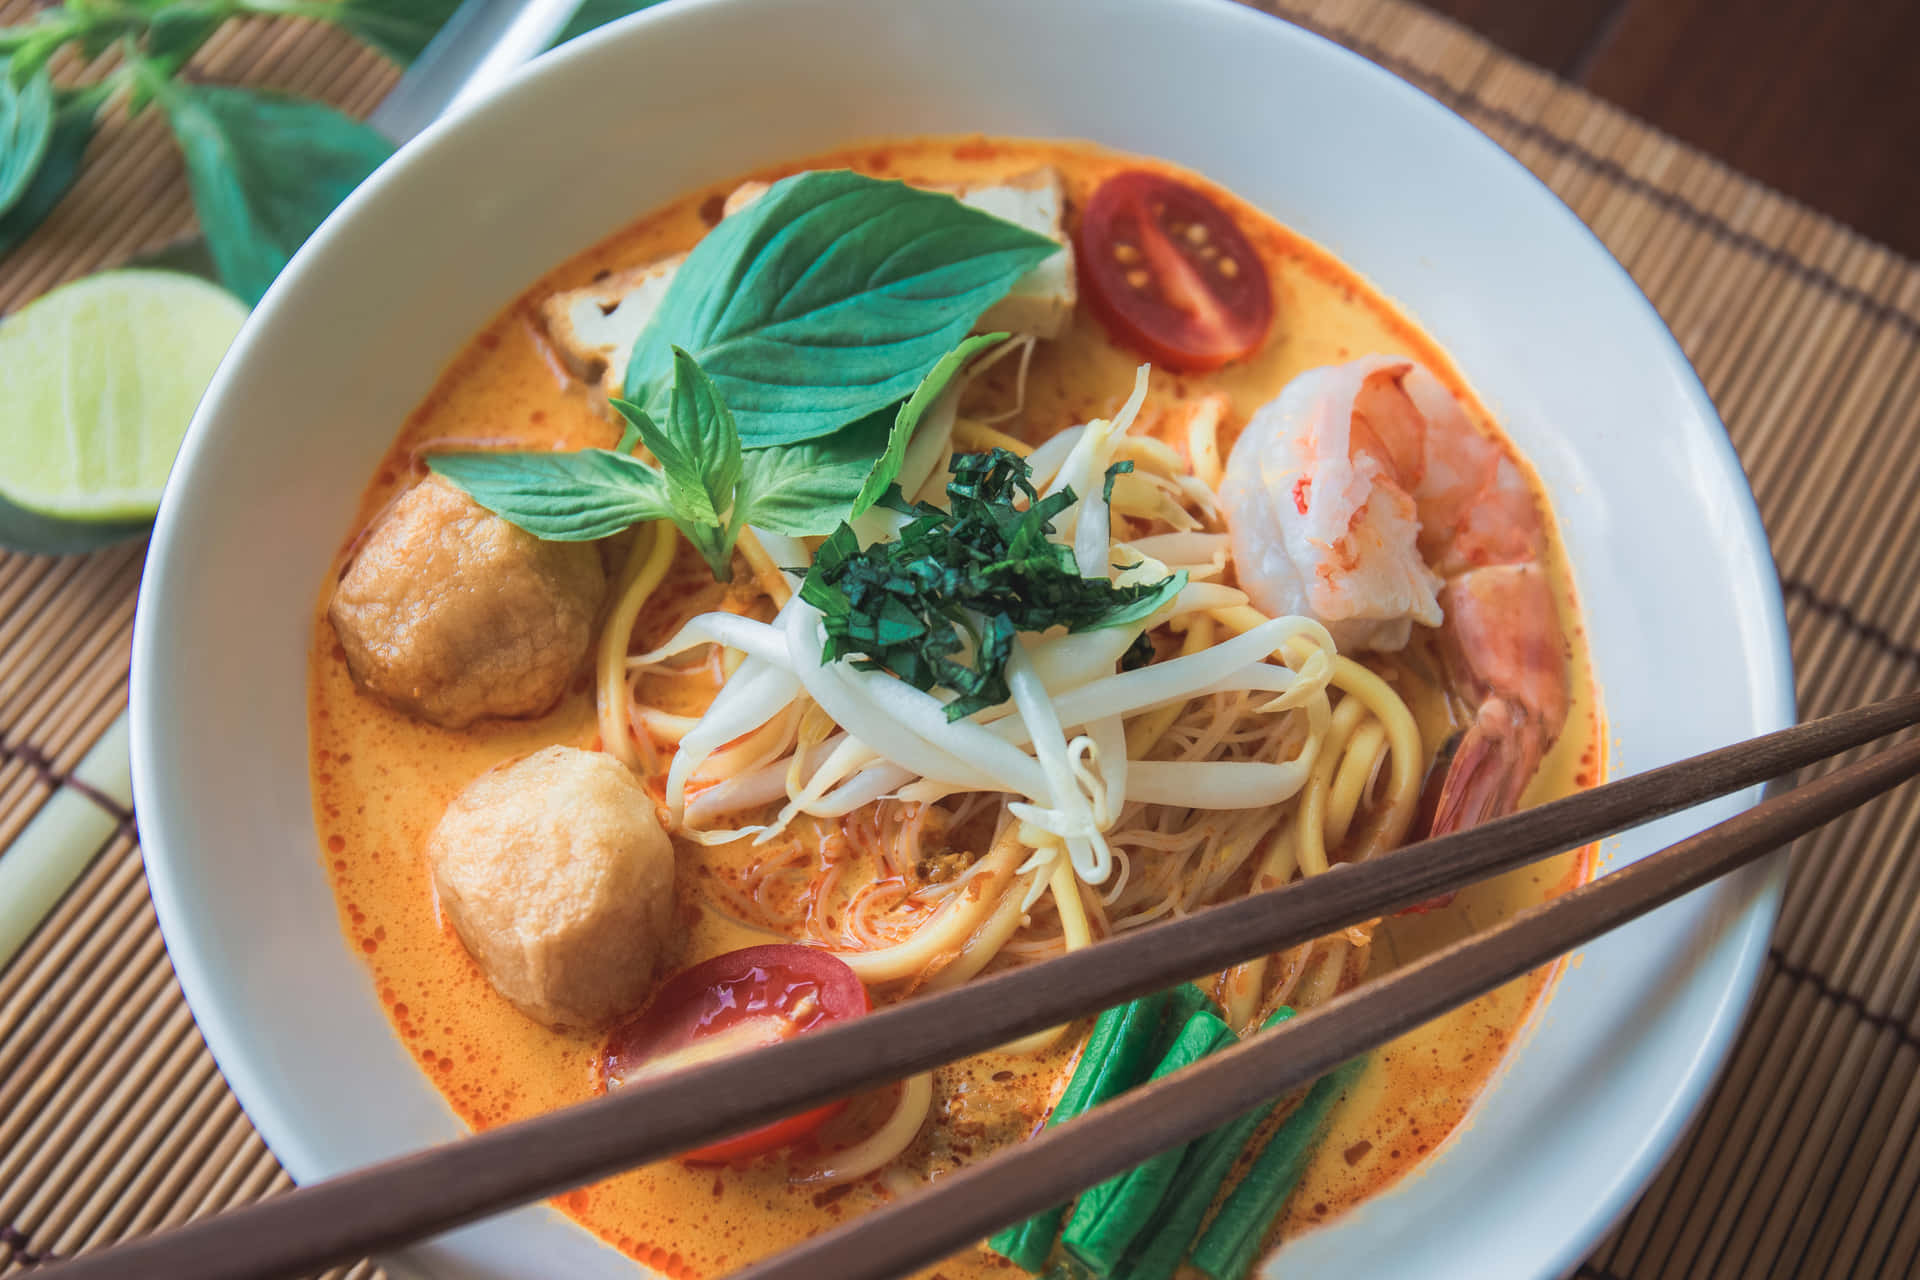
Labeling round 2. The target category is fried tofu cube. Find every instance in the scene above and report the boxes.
[538,253,685,394]
[722,179,770,217]
[962,168,1075,341]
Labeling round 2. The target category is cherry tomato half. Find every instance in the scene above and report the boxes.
[599,944,870,1163]
[1076,170,1273,373]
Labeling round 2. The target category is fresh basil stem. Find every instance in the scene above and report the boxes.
[1,17,81,87]
[143,4,242,79]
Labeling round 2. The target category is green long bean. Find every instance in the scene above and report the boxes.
[986,984,1212,1272]
[1189,1056,1369,1280]
[1114,1007,1298,1280]
[1058,1008,1237,1274]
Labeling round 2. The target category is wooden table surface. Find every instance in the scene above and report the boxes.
[1423,0,1920,260]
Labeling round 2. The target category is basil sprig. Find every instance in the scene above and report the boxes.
[433,168,1055,580]
[621,169,1057,446]
[0,0,478,300]
[612,348,742,574]
[432,327,1002,578]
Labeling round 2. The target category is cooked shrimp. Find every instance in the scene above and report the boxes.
[1219,354,1570,834]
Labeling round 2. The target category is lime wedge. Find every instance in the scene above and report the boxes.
[0,269,248,555]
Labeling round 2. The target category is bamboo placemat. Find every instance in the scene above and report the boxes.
[3,0,1918,1276]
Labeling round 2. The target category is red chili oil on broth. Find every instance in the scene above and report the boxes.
[307,134,1602,1278]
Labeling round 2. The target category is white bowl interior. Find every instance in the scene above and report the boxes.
[131,1,1795,1276]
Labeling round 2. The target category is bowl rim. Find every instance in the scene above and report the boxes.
[129,0,1797,1276]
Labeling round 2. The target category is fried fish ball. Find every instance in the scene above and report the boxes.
[427,746,677,1030]
[328,475,605,728]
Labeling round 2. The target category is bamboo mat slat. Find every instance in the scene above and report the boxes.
[4,0,1920,1276]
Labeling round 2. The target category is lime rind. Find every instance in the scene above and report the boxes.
[0,480,173,522]
[0,491,153,555]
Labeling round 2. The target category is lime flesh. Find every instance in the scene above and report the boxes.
[0,270,248,554]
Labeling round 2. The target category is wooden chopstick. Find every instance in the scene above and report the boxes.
[44,691,1920,1280]
[730,726,1920,1280]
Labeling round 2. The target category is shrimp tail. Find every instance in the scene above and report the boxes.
[1401,698,1546,915]
[1432,696,1543,835]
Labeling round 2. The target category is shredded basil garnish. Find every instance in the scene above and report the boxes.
[799,450,1185,721]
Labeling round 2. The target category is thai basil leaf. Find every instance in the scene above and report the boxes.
[623,347,740,526]
[428,449,671,541]
[0,58,53,220]
[0,85,99,258]
[160,84,391,305]
[613,347,742,576]
[737,411,895,538]
[623,169,1058,448]
[549,0,669,47]
[851,332,1004,518]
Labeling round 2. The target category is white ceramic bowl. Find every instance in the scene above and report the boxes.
[129,1,1795,1276]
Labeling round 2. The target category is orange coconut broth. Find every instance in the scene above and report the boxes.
[307,135,1601,1278]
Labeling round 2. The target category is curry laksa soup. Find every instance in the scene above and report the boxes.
[309,135,1600,1279]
